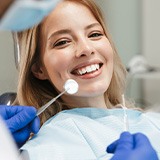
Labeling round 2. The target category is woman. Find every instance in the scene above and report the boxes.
[15,0,159,159]
[15,0,127,124]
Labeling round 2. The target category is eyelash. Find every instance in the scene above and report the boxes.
[54,40,70,47]
[89,32,103,38]
[54,40,68,46]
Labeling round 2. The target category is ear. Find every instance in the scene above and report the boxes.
[31,63,48,80]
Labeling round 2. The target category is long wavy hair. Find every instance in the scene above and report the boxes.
[13,0,128,124]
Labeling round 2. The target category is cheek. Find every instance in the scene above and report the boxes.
[41,52,70,92]
[99,41,114,79]
[98,40,114,64]
[106,48,114,77]
[42,50,74,92]
[43,51,70,74]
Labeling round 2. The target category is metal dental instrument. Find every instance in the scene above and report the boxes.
[121,94,129,131]
[36,79,79,116]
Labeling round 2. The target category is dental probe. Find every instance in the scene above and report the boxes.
[36,79,79,116]
[121,94,129,131]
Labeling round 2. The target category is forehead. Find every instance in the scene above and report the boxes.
[46,1,95,22]
[41,1,98,37]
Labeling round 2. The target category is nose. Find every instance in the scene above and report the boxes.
[75,38,94,58]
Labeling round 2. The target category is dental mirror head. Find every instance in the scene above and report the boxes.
[64,79,79,94]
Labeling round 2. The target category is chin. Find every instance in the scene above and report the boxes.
[79,86,108,97]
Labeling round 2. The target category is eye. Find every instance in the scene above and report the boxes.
[54,40,69,47]
[52,37,72,48]
[89,32,103,38]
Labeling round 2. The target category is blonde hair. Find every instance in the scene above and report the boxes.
[14,0,128,124]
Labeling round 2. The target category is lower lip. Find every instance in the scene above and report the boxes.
[76,66,103,79]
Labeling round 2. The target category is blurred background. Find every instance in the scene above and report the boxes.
[0,0,160,109]
[96,0,160,109]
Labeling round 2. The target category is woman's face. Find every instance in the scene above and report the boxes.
[37,1,113,104]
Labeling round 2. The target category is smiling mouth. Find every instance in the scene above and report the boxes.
[71,63,103,76]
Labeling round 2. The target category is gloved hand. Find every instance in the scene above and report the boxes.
[0,105,40,147]
[107,132,158,160]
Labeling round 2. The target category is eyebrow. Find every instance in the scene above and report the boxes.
[48,22,101,40]
[85,22,101,30]
[48,29,72,40]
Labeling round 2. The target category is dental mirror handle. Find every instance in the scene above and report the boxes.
[36,90,66,116]
[123,113,129,131]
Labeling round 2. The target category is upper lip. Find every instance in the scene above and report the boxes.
[70,59,103,74]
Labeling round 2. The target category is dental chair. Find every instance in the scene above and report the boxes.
[0,33,19,106]
[0,92,16,105]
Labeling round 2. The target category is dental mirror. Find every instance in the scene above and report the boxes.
[36,79,78,116]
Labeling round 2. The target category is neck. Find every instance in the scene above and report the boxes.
[62,94,109,109]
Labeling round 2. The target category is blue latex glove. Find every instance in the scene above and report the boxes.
[0,105,40,147]
[107,132,158,160]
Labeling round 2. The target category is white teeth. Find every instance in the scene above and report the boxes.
[76,64,100,75]
[96,64,99,70]
[78,70,83,75]
[86,66,92,73]
[82,68,86,74]
[91,64,96,70]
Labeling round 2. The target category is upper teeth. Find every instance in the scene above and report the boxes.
[77,64,100,75]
